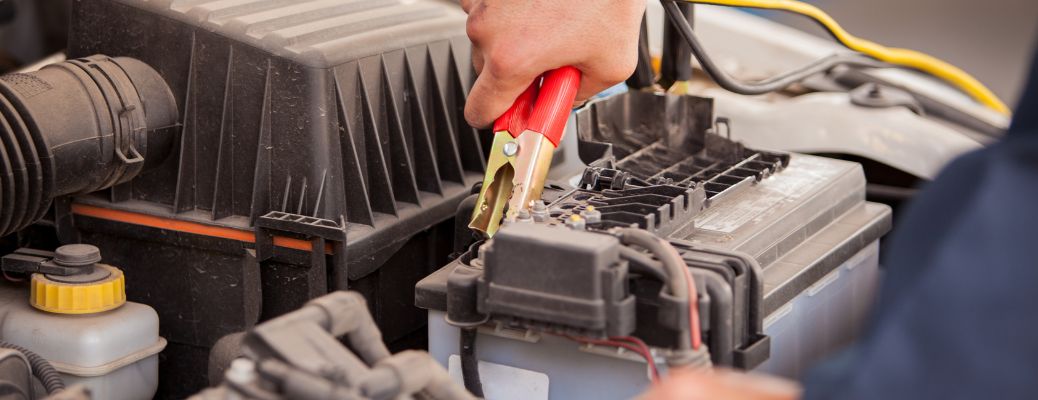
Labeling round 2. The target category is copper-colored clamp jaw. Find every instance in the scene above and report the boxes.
[468,67,582,237]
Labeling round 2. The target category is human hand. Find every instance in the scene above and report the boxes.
[638,368,803,400]
[461,0,646,128]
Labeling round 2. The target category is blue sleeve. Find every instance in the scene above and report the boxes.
[803,45,1038,400]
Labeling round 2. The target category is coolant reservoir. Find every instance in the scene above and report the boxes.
[0,245,165,400]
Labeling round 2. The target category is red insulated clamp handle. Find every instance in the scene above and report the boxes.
[493,83,539,138]
[528,66,581,146]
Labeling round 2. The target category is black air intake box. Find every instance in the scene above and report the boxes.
[66,0,482,396]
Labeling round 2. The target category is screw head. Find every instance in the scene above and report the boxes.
[580,206,602,224]
[502,141,519,157]
[566,214,587,230]
[516,209,533,222]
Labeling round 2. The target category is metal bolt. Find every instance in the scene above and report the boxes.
[566,214,586,230]
[580,205,602,224]
[502,141,519,157]
[516,208,533,223]
[530,200,549,222]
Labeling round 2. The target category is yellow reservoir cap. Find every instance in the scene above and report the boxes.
[30,264,126,314]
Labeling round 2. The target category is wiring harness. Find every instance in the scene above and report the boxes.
[662,0,1010,115]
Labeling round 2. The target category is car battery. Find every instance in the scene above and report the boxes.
[416,91,891,399]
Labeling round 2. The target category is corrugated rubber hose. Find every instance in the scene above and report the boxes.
[0,341,65,394]
[460,328,484,398]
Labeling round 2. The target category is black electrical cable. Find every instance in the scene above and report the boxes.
[618,246,669,282]
[0,341,64,394]
[459,329,484,398]
[661,1,695,87]
[626,13,657,90]
[661,0,886,95]
[616,229,695,351]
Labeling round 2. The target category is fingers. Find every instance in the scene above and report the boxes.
[464,62,540,128]
[461,0,644,127]
[638,368,802,400]
[572,50,639,105]
[463,1,539,128]
[466,53,632,127]
[573,75,619,107]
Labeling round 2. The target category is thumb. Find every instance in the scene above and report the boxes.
[465,66,539,129]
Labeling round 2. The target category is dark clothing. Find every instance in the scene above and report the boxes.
[804,48,1038,399]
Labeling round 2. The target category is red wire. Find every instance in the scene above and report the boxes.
[661,240,703,350]
[558,236,703,384]
[610,334,660,376]
[563,335,660,382]
[2,270,24,283]
[612,335,652,352]
[682,257,703,350]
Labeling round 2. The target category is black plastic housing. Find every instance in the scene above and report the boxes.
[0,55,177,237]
[476,224,636,338]
[64,0,481,396]
[548,92,789,237]
[425,221,771,367]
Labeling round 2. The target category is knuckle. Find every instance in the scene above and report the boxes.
[598,47,639,84]
[464,5,490,43]
[600,60,636,84]
[615,56,639,81]
[484,50,521,79]
[465,18,485,42]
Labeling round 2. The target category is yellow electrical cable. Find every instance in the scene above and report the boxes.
[680,0,1011,115]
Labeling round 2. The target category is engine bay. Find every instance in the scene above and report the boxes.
[0,0,1008,399]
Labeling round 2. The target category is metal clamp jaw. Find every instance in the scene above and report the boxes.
[469,67,581,237]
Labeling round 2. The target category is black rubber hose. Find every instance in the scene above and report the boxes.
[616,229,687,300]
[618,246,669,282]
[0,341,64,394]
[626,13,657,90]
[616,228,691,351]
[459,329,484,398]
[661,0,885,95]
[0,55,177,237]
[660,1,694,87]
